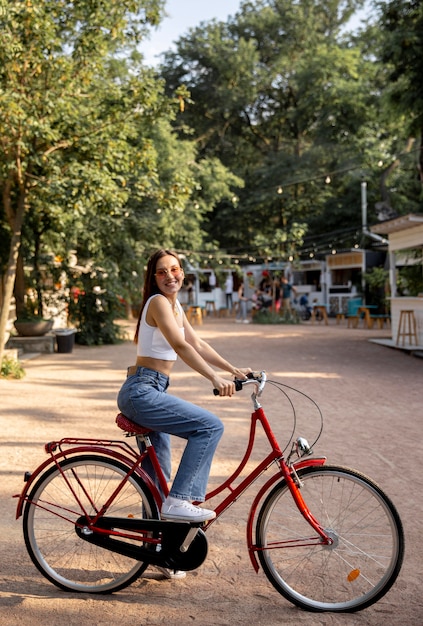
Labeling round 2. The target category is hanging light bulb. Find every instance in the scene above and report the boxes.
[277,186,283,194]
[325,176,331,184]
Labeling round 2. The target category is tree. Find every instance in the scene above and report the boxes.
[0,1,245,361]
[159,0,383,255]
[377,0,423,188]
[0,0,167,362]
[159,0,420,261]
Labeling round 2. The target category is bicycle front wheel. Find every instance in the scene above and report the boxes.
[23,454,159,593]
[256,465,404,612]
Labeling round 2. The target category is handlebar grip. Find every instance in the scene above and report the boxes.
[213,379,245,395]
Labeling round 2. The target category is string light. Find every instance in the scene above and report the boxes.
[273,145,420,196]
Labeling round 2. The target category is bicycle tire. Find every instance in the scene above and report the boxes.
[23,454,159,593]
[256,465,404,612]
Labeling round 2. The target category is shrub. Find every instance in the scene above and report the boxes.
[1,356,25,379]
[252,310,301,325]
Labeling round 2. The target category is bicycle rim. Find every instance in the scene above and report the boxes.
[256,465,404,612]
[23,454,159,593]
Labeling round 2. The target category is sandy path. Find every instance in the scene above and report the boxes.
[1,318,422,625]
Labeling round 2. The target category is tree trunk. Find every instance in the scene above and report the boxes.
[0,192,25,366]
[14,252,26,319]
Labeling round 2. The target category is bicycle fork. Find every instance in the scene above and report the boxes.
[246,456,330,573]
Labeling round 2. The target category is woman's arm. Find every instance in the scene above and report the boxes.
[150,297,244,395]
[183,316,250,378]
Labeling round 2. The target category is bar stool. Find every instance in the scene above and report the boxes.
[396,310,418,346]
[187,305,202,325]
[311,305,328,325]
[204,300,216,317]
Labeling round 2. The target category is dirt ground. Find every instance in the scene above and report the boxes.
[1,317,422,626]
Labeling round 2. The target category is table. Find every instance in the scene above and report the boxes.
[358,305,378,329]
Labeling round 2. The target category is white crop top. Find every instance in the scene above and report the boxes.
[137,294,184,360]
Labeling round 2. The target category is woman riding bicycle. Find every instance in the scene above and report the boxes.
[117,249,251,527]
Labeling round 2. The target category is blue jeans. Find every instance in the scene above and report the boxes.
[236,299,248,320]
[117,367,224,502]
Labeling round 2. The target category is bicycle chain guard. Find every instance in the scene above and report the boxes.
[75,516,208,571]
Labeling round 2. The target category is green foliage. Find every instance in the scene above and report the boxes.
[1,355,25,379]
[160,0,422,259]
[0,0,168,358]
[0,0,243,358]
[376,0,423,195]
[397,265,423,297]
[67,268,126,345]
[252,310,301,325]
[363,266,390,310]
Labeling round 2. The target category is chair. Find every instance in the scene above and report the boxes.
[346,298,362,328]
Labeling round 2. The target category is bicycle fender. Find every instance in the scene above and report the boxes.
[246,457,326,573]
[14,445,162,519]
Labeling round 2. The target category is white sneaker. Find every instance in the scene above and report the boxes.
[154,566,186,580]
[161,497,216,522]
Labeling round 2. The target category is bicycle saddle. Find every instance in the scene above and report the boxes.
[115,413,152,436]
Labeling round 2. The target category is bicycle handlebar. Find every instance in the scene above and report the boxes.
[213,371,266,396]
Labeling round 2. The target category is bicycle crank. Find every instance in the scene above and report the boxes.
[75,516,208,571]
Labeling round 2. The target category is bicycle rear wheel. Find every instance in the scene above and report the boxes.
[23,454,159,593]
[256,465,404,612]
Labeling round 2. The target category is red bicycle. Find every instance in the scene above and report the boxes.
[15,372,404,612]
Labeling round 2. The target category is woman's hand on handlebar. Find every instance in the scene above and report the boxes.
[232,367,252,379]
[212,375,237,397]
[212,368,253,396]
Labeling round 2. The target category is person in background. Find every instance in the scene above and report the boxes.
[273,277,281,312]
[185,278,194,304]
[299,292,312,320]
[280,276,297,312]
[235,281,249,323]
[117,249,251,578]
[224,273,234,312]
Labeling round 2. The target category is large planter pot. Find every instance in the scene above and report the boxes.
[14,319,54,337]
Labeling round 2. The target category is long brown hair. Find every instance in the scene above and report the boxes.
[134,249,182,344]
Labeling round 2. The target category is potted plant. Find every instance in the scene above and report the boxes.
[13,295,54,337]
[14,315,54,337]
